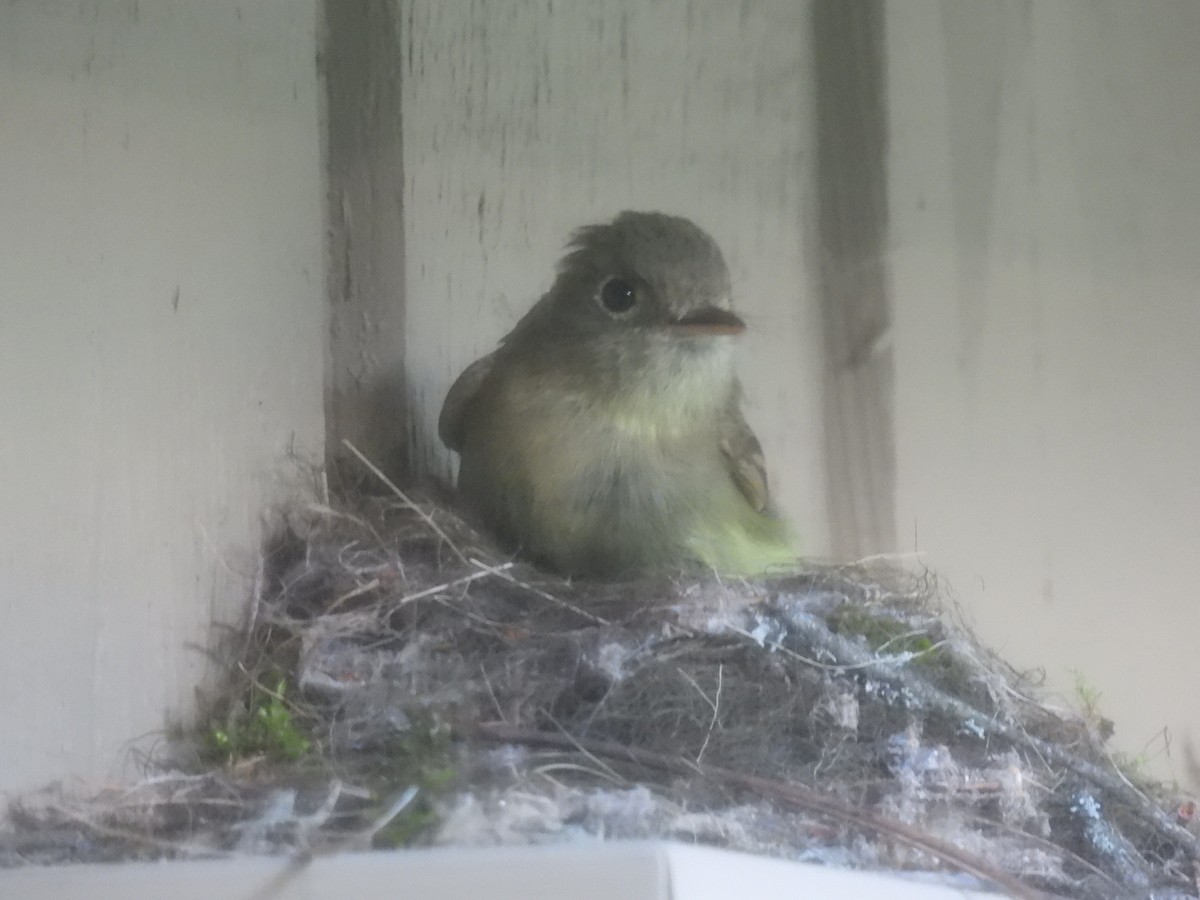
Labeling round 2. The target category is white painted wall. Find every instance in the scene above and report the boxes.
[887,1,1200,783]
[398,1,829,555]
[0,1,325,791]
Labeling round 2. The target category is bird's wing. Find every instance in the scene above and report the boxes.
[719,400,770,514]
[438,352,495,452]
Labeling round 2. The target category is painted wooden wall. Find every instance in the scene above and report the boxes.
[887,0,1200,785]
[23,0,1195,802]
[0,1,325,792]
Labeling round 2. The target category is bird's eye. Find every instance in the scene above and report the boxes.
[597,277,637,315]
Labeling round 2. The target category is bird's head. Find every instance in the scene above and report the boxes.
[499,211,746,411]
[549,210,744,344]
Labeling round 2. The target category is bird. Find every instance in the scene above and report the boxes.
[438,210,796,579]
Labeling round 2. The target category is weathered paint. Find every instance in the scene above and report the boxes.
[888,0,1200,784]
[0,1,325,791]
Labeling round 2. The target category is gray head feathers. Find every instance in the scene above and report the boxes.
[555,211,733,320]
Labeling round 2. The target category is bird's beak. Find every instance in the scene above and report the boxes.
[670,306,746,337]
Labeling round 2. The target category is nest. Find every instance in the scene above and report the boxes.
[4,454,1199,899]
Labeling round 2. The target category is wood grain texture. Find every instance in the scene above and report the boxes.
[887,0,1200,787]
[813,0,894,559]
[0,0,325,791]
[323,0,409,476]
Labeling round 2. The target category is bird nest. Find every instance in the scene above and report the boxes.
[4,455,1199,899]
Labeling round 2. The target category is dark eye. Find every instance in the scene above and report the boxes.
[597,277,637,315]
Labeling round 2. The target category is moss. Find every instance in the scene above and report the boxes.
[204,674,311,764]
[357,712,459,848]
[825,603,991,708]
[827,605,937,659]
[1069,668,1116,743]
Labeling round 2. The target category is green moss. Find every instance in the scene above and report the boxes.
[372,804,441,848]
[828,606,936,660]
[361,713,458,848]
[1070,669,1104,719]
[824,604,986,699]
[204,674,311,764]
[200,674,459,845]
[1070,668,1116,742]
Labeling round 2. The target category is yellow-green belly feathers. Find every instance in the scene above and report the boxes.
[456,370,796,578]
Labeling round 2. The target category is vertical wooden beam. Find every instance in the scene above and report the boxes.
[321,0,408,479]
[812,0,895,558]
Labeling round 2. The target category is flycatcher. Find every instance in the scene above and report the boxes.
[439,211,796,578]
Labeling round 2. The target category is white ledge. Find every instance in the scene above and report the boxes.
[0,841,994,899]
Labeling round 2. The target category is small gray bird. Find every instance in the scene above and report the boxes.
[439,211,796,578]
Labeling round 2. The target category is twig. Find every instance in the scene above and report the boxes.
[677,664,723,764]
[480,663,508,724]
[473,722,1048,900]
[468,557,609,626]
[363,786,420,842]
[780,608,1200,864]
[340,439,468,565]
[726,624,945,672]
[240,553,267,661]
[240,787,422,900]
[531,762,628,786]
[965,811,1123,894]
[432,594,508,629]
[543,716,627,784]
[47,804,221,860]
[326,578,381,614]
[381,565,513,613]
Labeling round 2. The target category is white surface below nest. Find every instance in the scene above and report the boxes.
[0,841,993,899]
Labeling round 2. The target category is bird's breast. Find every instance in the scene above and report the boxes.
[458,372,729,574]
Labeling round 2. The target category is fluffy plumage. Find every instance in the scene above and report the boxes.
[439,211,795,578]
